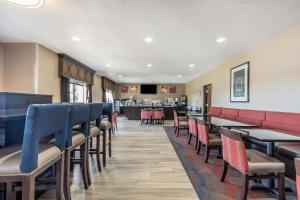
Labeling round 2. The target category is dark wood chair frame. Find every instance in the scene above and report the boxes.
[100,127,112,168]
[220,128,285,200]
[89,130,102,172]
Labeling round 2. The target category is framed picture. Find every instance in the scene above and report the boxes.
[160,86,168,94]
[230,62,249,102]
[169,86,176,93]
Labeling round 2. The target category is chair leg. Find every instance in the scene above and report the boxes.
[96,134,102,172]
[6,182,14,200]
[174,126,177,134]
[277,172,285,200]
[204,145,209,163]
[103,129,107,167]
[194,137,199,150]
[56,154,64,200]
[22,175,35,200]
[141,119,143,126]
[85,139,92,186]
[241,174,249,200]
[220,160,228,182]
[197,141,202,154]
[177,128,180,137]
[109,128,112,157]
[64,150,71,200]
[188,133,192,144]
[81,142,89,189]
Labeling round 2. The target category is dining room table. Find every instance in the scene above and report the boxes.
[203,116,260,129]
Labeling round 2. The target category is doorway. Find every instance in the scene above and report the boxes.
[203,84,212,115]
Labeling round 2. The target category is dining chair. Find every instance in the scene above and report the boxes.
[101,103,113,168]
[174,110,188,137]
[64,103,91,200]
[152,108,164,125]
[188,117,198,149]
[88,103,103,172]
[294,158,300,200]
[220,128,285,200]
[112,111,118,133]
[141,109,152,125]
[196,118,222,163]
[0,104,69,200]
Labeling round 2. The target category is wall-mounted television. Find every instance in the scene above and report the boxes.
[140,84,157,94]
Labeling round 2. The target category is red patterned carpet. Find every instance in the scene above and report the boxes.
[163,126,297,200]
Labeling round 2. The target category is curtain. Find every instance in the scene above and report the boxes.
[87,84,92,103]
[102,88,107,103]
[61,77,70,102]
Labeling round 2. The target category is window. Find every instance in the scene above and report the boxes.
[105,90,113,103]
[69,81,88,103]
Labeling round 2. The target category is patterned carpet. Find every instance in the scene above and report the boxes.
[163,126,297,200]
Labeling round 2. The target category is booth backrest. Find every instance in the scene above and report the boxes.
[219,108,238,120]
[208,107,221,117]
[262,111,300,135]
[236,109,266,127]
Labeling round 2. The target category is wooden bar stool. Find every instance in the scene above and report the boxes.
[141,109,152,125]
[0,104,69,200]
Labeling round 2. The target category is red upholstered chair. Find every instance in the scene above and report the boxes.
[207,107,221,117]
[174,110,188,137]
[112,111,118,133]
[295,158,300,200]
[219,108,238,120]
[236,109,266,127]
[141,109,152,125]
[152,108,164,124]
[188,117,198,149]
[196,118,222,163]
[220,128,285,200]
[262,111,300,135]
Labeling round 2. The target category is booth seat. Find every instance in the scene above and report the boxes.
[207,107,221,117]
[219,108,238,120]
[236,109,266,127]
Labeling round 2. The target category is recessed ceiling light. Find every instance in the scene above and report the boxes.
[105,64,111,68]
[216,37,226,43]
[72,36,80,41]
[146,64,152,67]
[0,0,45,8]
[144,37,153,43]
[177,74,182,78]
[189,64,195,68]
[171,80,175,83]
[117,74,123,78]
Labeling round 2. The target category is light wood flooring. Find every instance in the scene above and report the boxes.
[41,117,198,200]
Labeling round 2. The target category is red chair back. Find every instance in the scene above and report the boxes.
[112,112,118,125]
[173,110,179,126]
[220,128,249,174]
[141,109,152,120]
[196,119,209,145]
[295,158,300,200]
[152,109,163,120]
[188,117,197,136]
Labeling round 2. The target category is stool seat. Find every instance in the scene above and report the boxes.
[101,121,112,130]
[71,131,86,147]
[0,144,61,175]
[247,149,285,174]
[90,126,100,137]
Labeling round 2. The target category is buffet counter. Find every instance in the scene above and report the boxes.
[124,106,184,120]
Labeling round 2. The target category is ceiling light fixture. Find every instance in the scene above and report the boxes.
[189,64,195,68]
[216,37,226,43]
[146,64,152,67]
[105,64,111,68]
[117,74,123,78]
[177,74,182,78]
[171,80,175,83]
[144,36,153,43]
[72,36,80,41]
[0,0,45,8]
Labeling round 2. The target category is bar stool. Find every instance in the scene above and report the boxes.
[141,109,152,125]
[196,118,222,163]
[173,110,188,137]
[152,108,164,124]
[64,104,91,200]
[88,103,103,172]
[101,103,113,168]
[0,104,69,200]
[220,128,285,200]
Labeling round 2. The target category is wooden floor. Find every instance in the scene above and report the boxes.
[41,117,198,200]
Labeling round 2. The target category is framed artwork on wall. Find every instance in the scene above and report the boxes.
[230,62,249,102]
[121,85,128,93]
[169,86,176,93]
[160,86,168,94]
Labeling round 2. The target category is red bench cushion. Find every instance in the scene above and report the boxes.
[262,111,300,135]
[208,107,221,117]
[220,108,238,120]
[236,109,266,126]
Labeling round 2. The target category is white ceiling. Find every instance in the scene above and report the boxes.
[0,0,300,83]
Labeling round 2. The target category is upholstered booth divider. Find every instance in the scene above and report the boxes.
[236,109,266,127]
[219,108,238,120]
[207,107,221,117]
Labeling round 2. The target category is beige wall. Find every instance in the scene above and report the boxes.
[186,24,300,113]
[3,43,36,93]
[0,43,3,91]
[37,45,60,102]
[115,84,185,102]
[92,74,103,102]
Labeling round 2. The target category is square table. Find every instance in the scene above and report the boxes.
[204,116,260,129]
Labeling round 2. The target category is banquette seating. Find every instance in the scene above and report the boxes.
[208,106,300,179]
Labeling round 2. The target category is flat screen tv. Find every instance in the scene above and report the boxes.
[140,84,157,94]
